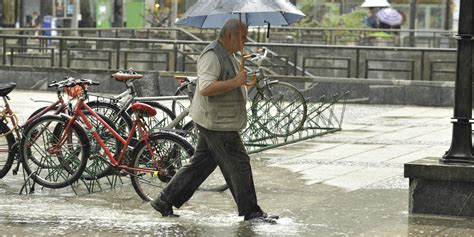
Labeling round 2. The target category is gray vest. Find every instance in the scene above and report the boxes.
[189,40,247,131]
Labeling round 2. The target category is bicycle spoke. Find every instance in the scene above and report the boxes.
[130,133,194,201]
[252,82,307,137]
[21,115,89,189]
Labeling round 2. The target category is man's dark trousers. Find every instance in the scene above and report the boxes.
[160,124,260,216]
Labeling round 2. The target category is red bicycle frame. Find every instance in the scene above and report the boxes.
[58,98,159,173]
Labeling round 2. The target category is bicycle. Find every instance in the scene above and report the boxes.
[0,80,120,181]
[86,69,176,139]
[19,77,194,201]
[91,69,197,146]
[172,48,307,137]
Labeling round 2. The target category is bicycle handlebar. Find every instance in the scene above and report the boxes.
[245,48,269,68]
[48,77,100,88]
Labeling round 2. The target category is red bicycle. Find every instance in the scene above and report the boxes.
[0,79,126,181]
[0,81,76,179]
[19,77,194,201]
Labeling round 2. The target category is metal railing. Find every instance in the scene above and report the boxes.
[365,58,415,80]
[0,27,202,41]
[0,26,457,48]
[184,26,457,48]
[428,60,456,81]
[0,34,457,82]
[303,56,351,78]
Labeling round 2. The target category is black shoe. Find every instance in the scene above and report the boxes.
[244,211,279,224]
[150,196,179,217]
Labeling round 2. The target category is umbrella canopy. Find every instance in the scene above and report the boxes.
[361,0,390,8]
[176,0,305,29]
[376,8,403,26]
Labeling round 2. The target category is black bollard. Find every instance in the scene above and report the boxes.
[441,0,474,163]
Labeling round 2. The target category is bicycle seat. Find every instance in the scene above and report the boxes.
[0,82,16,96]
[111,72,143,82]
[130,103,157,117]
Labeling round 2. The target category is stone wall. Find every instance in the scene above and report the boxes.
[0,67,456,107]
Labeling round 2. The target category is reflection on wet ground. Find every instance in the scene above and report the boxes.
[0,161,307,236]
[2,91,474,235]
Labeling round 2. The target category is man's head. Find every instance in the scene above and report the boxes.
[218,19,248,53]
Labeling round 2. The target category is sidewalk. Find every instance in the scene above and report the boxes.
[1,90,472,236]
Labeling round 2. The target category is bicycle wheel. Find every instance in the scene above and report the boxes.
[20,115,90,189]
[0,121,16,178]
[27,105,61,123]
[171,83,193,127]
[87,101,132,138]
[74,112,121,180]
[129,132,194,201]
[251,81,307,137]
[182,121,198,146]
[127,101,176,130]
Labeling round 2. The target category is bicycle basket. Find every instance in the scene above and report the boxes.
[64,85,82,98]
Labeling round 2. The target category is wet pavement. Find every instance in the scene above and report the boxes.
[2,90,474,236]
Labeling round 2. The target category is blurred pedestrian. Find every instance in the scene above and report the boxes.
[377,7,404,34]
[364,7,380,28]
[31,11,41,36]
[360,0,390,28]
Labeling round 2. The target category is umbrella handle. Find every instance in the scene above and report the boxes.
[239,13,245,72]
[245,72,257,87]
[237,13,255,86]
[264,20,271,38]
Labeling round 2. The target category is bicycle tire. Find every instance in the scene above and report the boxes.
[20,115,90,189]
[171,83,193,127]
[129,132,194,201]
[87,101,132,139]
[251,81,307,137]
[182,121,198,146]
[171,83,191,114]
[23,105,69,170]
[0,121,16,178]
[27,105,61,124]
[126,101,176,130]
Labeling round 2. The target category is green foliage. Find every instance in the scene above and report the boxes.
[299,0,316,15]
[296,0,321,27]
[320,7,369,28]
[295,3,371,43]
[296,2,369,29]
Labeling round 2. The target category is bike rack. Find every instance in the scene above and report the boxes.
[16,89,348,196]
[17,124,126,196]
[242,91,349,154]
[18,159,125,196]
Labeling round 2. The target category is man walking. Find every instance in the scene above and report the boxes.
[150,19,278,223]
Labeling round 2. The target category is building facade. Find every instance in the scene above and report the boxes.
[0,0,458,30]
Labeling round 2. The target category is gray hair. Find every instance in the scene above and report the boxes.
[218,19,247,39]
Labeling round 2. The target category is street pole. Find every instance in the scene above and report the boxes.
[72,0,80,31]
[52,0,56,18]
[409,0,417,47]
[170,0,177,27]
[441,0,474,163]
[17,0,24,27]
[445,0,451,30]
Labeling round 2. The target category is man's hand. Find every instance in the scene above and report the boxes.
[234,71,248,87]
